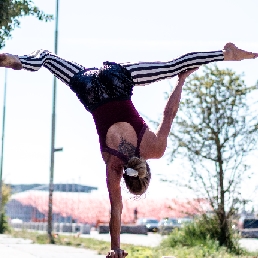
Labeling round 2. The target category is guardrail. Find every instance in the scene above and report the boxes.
[240,229,258,238]
[98,224,148,235]
[10,222,148,235]
[10,222,91,234]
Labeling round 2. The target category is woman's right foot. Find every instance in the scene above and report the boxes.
[0,53,22,70]
[223,43,258,61]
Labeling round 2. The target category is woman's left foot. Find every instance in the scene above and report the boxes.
[223,43,258,61]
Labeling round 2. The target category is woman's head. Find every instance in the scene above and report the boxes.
[123,156,151,196]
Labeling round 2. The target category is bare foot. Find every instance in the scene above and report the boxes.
[223,43,258,61]
[0,53,22,70]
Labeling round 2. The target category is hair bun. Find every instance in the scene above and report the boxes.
[126,157,147,179]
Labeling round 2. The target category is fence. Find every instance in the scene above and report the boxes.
[10,222,91,234]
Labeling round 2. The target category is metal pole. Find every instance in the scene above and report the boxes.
[0,69,7,233]
[48,0,59,243]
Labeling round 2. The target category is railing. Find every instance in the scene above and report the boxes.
[10,222,91,234]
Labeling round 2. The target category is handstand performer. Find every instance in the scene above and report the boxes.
[0,43,257,258]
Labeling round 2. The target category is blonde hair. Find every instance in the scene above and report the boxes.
[125,157,148,178]
[123,156,151,196]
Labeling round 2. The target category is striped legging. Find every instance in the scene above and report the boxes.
[19,49,224,87]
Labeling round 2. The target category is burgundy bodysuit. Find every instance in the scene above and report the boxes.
[92,100,147,162]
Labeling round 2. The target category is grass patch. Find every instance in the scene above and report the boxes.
[7,229,258,258]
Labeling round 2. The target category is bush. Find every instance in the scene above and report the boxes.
[161,214,244,255]
[0,183,11,234]
[0,213,9,233]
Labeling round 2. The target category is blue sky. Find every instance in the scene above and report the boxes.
[0,0,258,201]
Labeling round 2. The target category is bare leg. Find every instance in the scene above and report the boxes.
[223,42,258,61]
[0,53,22,70]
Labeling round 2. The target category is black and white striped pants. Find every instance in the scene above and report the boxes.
[19,49,224,87]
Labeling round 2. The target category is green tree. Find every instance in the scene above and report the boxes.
[165,65,258,250]
[0,183,11,233]
[0,0,53,49]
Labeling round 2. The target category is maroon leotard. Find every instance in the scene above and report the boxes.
[92,100,147,162]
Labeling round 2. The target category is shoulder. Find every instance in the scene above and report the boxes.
[103,153,124,183]
[102,151,124,167]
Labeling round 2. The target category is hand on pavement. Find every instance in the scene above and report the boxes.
[106,249,128,258]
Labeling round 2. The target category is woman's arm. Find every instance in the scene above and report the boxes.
[105,154,128,258]
[156,68,199,141]
[141,68,199,160]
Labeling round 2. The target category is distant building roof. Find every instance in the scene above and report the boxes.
[8,184,98,194]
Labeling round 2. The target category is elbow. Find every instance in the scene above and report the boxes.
[150,145,166,159]
[154,149,165,159]
[154,140,167,159]
[144,135,167,159]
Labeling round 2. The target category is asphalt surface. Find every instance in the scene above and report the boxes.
[0,234,105,258]
[239,238,258,252]
[81,231,164,247]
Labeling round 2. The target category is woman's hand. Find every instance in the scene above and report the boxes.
[178,67,199,82]
[106,249,128,258]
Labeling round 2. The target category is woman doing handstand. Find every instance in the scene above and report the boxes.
[0,42,257,258]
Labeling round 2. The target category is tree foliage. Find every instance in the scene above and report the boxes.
[0,183,11,233]
[2,183,11,206]
[0,0,53,49]
[164,64,258,249]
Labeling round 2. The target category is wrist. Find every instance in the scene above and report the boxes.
[111,244,121,250]
[111,248,122,251]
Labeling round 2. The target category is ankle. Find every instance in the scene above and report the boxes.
[223,43,235,61]
[223,49,234,61]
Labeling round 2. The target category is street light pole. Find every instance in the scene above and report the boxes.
[0,69,7,233]
[48,0,59,243]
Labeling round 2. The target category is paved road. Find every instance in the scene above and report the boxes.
[0,234,105,258]
[239,238,258,252]
[81,231,164,247]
